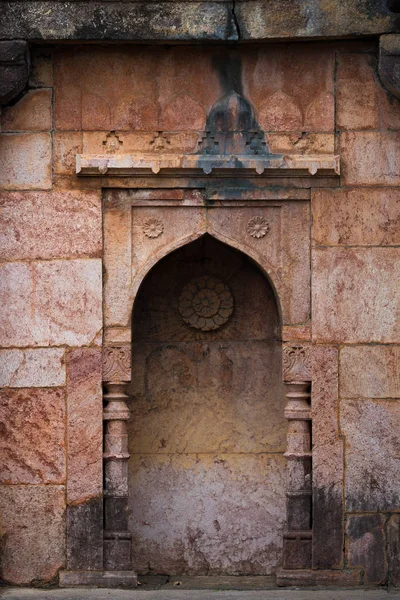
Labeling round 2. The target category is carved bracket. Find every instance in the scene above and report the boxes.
[282,344,312,383]
[103,345,131,382]
[0,41,30,105]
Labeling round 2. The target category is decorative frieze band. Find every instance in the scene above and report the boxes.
[103,345,131,382]
[282,344,312,383]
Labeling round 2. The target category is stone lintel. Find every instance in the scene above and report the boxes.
[76,153,340,178]
[0,1,399,42]
[276,568,362,587]
[59,570,137,588]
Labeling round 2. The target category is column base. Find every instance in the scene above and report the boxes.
[59,570,137,588]
[276,568,362,587]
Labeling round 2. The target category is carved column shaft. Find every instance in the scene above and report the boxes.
[102,345,134,573]
[282,346,312,570]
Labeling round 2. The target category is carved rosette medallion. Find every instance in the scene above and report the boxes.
[247,216,270,239]
[282,345,312,382]
[179,276,234,331]
[143,218,164,238]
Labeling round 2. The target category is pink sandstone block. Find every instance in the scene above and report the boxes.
[0,190,101,260]
[0,485,65,585]
[341,131,400,186]
[0,133,52,190]
[1,89,52,131]
[0,387,66,484]
[0,259,102,347]
[0,347,65,387]
[312,247,400,343]
[340,345,400,399]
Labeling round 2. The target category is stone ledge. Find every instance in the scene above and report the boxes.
[276,568,362,587]
[59,570,137,588]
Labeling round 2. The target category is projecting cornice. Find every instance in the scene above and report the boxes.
[0,1,399,43]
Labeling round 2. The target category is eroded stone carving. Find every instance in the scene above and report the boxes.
[103,345,131,382]
[143,218,164,239]
[178,275,234,331]
[282,345,312,382]
[247,216,270,239]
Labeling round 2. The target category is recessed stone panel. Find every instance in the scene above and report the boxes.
[129,453,286,575]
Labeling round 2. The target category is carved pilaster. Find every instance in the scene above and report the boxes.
[282,344,312,569]
[103,381,134,572]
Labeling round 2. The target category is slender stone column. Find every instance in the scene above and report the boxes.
[103,381,133,570]
[283,381,312,568]
[282,345,312,570]
[102,345,136,578]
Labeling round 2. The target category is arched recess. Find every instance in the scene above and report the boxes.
[127,233,286,576]
[127,230,285,329]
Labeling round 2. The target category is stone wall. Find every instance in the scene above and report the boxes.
[0,40,399,585]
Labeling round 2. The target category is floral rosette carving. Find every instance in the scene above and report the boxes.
[247,216,270,239]
[179,276,234,331]
[143,218,164,239]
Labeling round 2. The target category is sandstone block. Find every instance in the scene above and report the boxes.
[1,89,52,131]
[312,188,400,246]
[346,514,387,585]
[0,133,51,190]
[0,190,101,260]
[312,346,343,569]
[53,131,82,175]
[336,53,379,130]
[341,399,400,511]
[0,485,65,585]
[66,347,103,503]
[341,131,400,186]
[0,260,102,347]
[0,347,65,387]
[268,133,335,155]
[0,388,66,484]
[340,345,400,399]
[312,248,400,343]
[387,514,400,587]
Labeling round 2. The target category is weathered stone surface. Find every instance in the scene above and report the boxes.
[53,131,83,175]
[268,133,335,156]
[312,346,344,569]
[0,485,65,585]
[0,40,29,105]
[346,514,387,585]
[340,345,400,399]
[0,190,101,260]
[29,47,53,88]
[341,399,400,511]
[341,132,400,186]
[312,248,400,343]
[387,514,400,587]
[0,388,65,484]
[0,347,65,387]
[0,1,397,42]
[379,33,400,100]
[0,133,51,190]
[66,347,102,503]
[1,90,52,131]
[0,260,102,347]
[130,453,286,575]
[312,188,400,246]
[336,53,379,130]
[66,499,103,571]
